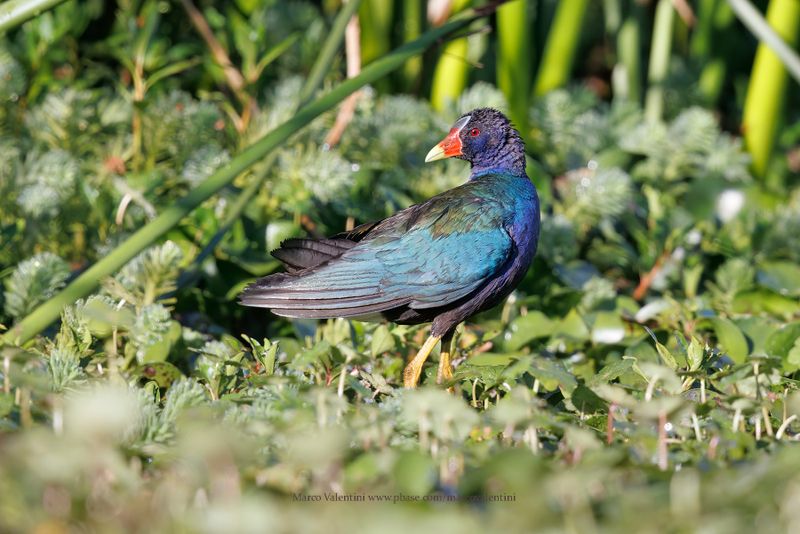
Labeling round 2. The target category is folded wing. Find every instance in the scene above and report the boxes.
[240,195,513,319]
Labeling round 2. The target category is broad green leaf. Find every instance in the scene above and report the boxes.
[766,322,800,361]
[139,321,181,364]
[591,311,626,345]
[709,317,749,363]
[625,340,660,362]
[563,426,602,451]
[589,357,634,386]
[82,297,135,336]
[554,308,590,341]
[506,311,556,350]
[370,325,395,357]
[735,316,780,355]
[786,338,800,371]
[569,385,608,413]
[686,335,705,371]
[529,358,577,393]
[291,340,332,370]
[135,361,183,388]
[757,262,800,296]
[733,289,800,316]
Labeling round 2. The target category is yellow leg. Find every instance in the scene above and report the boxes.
[436,349,452,384]
[436,332,454,385]
[403,335,441,388]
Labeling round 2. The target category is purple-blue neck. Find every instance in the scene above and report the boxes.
[469,144,527,179]
[469,157,527,180]
[466,123,527,179]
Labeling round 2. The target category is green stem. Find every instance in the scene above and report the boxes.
[430,0,472,111]
[299,0,363,106]
[615,3,644,105]
[692,0,735,105]
[430,37,470,111]
[738,0,800,179]
[359,0,394,92]
[644,0,675,123]
[533,0,589,97]
[1,8,485,346]
[496,0,531,134]
[0,0,69,34]
[400,0,423,91]
[603,0,622,35]
[691,0,718,58]
[730,0,800,82]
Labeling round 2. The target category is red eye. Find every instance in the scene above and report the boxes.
[469,128,480,137]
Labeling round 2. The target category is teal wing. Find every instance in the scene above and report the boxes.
[240,193,514,318]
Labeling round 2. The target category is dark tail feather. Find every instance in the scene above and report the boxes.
[239,273,409,318]
[271,238,358,272]
[245,223,402,318]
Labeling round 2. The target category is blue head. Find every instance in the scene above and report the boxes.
[425,108,526,178]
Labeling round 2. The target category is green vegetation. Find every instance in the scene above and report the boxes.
[1,0,800,531]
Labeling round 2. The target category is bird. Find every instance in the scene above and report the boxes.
[240,108,541,388]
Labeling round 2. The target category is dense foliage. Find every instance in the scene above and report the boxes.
[1,0,800,531]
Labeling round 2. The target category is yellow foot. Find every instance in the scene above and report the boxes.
[403,335,441,388]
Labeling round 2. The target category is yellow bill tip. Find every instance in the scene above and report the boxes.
[424,144,447,163]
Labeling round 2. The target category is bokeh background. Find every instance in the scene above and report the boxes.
[1,0,800,531]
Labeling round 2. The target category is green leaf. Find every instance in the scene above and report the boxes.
[570,385,608,413]
[686,336,704,371]
[786,338,800,371]
[709,317,749,363]
[370,325,395,357]
[736,316,780,355]
[766,322,800,361]
[145,58,202,91]
[3,252,70,319]
[254,33,300,76]
[554,308,590,341]
[506,311,556,350]
[139,336,171,364]
[467,353,519,367]
[655,341,678,370]
[733,289,800,316]
[529,358,577,393]
[242,335,278,376]
[589,357,634,386]
[82,297,135,337]
[591,311,626,345]
[291,340,333,370]
[135,362,184,388]
[757,261,800,296]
